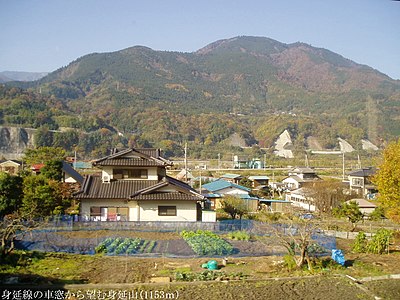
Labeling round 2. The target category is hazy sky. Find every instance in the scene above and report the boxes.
[1,0,399,79]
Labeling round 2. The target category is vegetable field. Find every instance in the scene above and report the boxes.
[180,230,234,256]
[95,237,156,255]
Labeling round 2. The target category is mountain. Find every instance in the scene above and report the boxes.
[0,71,48,83]
[2,36,400,158]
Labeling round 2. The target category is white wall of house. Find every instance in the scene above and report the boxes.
[282,177,301,190]
[101,166,159,181]
[218,187,249,196]
[80,199,139,221]
[286,192,316,212]
[139,200,198,221]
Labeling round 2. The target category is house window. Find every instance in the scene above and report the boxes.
[352,178,364,186]
[90,207,101,217]
[114,169,148,179]
[158,206,177,216]
[90,206,129,221]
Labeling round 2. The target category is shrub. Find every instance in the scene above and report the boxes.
[283,254,297,270]
[352,231,367,253]
[226,230,251,241]
[366,228,392,254]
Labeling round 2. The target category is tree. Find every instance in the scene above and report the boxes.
[254,216,320,270]
[303,180,355,214]
[239,177,253,189]
[373,139,400,223]
[0,213,39,258]
[41,159,63,181]
[333,201,363,231]
[33,126,54,147]
[221,196,249,219]
[0,173,23,217]
[20,175,59,219]
[24,147,65,165]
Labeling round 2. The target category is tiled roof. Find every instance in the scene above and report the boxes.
[96,158,165,167]
[93,148,172,167]
[131,192,202,201]
[130,176,204,201]
[290,167,317,174]
[75,175,204,201]
[348,167,377,177]
[75,176,159,199]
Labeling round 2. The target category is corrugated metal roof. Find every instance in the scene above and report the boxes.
[248,176,270,180]
[221,173,242,179]
[202,179,251,192]
[62,161,84,184]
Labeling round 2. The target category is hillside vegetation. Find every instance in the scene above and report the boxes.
[2,36,400,158]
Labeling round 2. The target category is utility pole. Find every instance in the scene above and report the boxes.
[184,142,188,182]
[199,167,202,194]
[263,153,266,171]
[218,153,221,170]
[342,152,345,181]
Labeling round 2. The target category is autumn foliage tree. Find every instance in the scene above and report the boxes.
[373,139,400,223]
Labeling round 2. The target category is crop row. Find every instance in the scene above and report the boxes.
[180,230,233,256]
[95,237,156,255]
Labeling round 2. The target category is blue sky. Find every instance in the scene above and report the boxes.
[1,0,399,79]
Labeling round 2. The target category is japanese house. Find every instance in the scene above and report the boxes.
[74,148,206,222]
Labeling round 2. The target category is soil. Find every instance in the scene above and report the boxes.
[7,230,400,299]
[64,277,378,300]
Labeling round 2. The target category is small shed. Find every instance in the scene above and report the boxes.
[259,199,292,213]
[346,198,377,215]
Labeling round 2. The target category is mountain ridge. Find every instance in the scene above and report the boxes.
[2,36,400,158]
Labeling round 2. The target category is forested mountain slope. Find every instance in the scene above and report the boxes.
[2,36,400,158]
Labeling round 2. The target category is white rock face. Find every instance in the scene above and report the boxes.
[361,139,379,151]
[274,130,294,158]
[338,138,355,153]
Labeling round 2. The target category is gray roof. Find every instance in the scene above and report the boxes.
[348,167,377,177]
[93,148,172,167]
[75,175,204,202]
[290,167,316,174]
[62,161,84,184]
[74,176,158,199]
